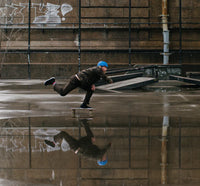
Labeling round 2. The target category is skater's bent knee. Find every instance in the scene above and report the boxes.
[60,131,67,135]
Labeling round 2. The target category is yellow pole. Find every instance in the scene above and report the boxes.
[162,0,168,31]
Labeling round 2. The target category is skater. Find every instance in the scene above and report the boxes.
[45,119,111,166]
[44,61,113,108]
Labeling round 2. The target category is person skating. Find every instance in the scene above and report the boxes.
[44,119,111,166]
[44,61,113,108]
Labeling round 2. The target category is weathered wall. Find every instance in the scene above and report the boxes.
[0,0,200,78]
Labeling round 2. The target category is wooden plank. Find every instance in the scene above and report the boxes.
[71,108,93,118]
[186,72,200,79]
[80,169,148,179]
[170,75,200,85]
[81,8,149,18]
[110,72,143,82]
[106,65,155,75]
[3,41,200,50]
[97,77,157,90]
[96,72,143,86]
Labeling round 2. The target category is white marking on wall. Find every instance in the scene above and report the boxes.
[0,128,70,153]
[74,34,79,46]
[33,3,61,24]
[0,2,73,25]
[61,3,73,21]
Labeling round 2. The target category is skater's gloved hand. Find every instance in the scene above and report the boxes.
[91,137,96,143]
[109,79,113,84]
[91,84,95,91]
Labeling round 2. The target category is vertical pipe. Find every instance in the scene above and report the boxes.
[28,0,31,79]
[179,0,182,64]
[161,0,169,65]
[161,116,169,184]
[77,123,81,186]
[161,95,169,184]
[128,115,131,168]
[78,0,81,72]
[29,116,32,168]
[28,102,32,169]
[147,117,150,186]
[128,0,132,66]
[178,118,181,169]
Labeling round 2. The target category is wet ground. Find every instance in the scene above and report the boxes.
[0,79,200,186]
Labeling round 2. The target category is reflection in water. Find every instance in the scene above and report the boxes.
[0,116,200,185]
[161,116,169,184]
[44,119,111,166]
[161,95,169,184]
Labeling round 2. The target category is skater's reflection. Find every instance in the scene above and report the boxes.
[45,119,111,166]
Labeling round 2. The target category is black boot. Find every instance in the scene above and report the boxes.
[44,77,55,86]
[44,140,55,147]
[80,103,92,108]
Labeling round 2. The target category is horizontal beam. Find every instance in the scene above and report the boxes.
[170,75,200,85]
[2,41,200,50]
[96,72,143,86]
[97,77,157,90]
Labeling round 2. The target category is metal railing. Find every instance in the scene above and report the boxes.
[0,0,199,78]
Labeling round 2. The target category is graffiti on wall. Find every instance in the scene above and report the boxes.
[0,2,73,25]
[0,128,70,153]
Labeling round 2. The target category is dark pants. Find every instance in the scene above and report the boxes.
[53,75,94,105]
[53,121,94,151]
[54,131,79,151]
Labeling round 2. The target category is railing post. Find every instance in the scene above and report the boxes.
[128,0,132,67]
[78,0,81,72]
[28,0,31,79]
[179,0,182,64]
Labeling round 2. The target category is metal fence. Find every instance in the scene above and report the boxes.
[0,0,199,78]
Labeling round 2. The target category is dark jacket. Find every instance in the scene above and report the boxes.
[77,136,111,160]
[76,66,112,89]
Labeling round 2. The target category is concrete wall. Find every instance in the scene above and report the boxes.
[1,0,200,78]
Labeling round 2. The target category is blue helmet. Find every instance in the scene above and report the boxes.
[97,159,108,166]
[97,61,108,68]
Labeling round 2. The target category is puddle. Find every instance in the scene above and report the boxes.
[0,114,199,185]
[0,80,200,185]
